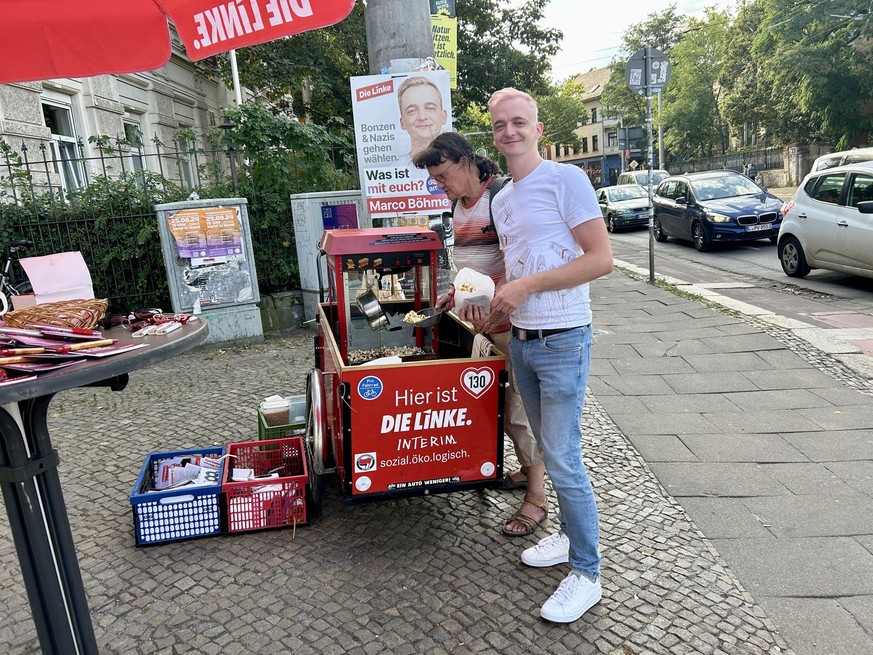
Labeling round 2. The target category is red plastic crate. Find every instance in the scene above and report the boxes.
[223,437,308,533]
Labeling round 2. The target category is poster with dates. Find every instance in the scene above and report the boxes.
[350,70,452,219]
[343,359,504,496]
[167,207,242,259]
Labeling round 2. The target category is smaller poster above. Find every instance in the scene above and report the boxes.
[167,207,243,259]
[430,0,457,89]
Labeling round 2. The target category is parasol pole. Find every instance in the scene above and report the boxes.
[229,50,243,106]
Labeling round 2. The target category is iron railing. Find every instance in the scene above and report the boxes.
[0,131,356,313]
[667,146,784,175]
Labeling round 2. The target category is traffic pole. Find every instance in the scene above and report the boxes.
[646,47,655,284]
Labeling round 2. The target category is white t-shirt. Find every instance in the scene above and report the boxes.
[491,160,601,329]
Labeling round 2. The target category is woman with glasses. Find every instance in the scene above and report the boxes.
[413,132,548,538]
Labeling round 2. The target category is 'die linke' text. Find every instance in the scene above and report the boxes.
[381,387,468,449]
[192,0,314,50]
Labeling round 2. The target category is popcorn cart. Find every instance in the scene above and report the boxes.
[306,227,506,506]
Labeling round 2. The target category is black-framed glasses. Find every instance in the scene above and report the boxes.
[431,160,460,184]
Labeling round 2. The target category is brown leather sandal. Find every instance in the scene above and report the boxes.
[502,493,548,537]
[502,466,528,490]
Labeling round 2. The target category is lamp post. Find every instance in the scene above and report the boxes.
[219,115,238,191]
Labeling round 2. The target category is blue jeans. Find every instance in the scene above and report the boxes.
[510,326,601,579]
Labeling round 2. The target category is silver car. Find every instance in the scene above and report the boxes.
[777,162,873,279]
[811,147,873,172]
[617,169,670,186]
[596,184,651,232]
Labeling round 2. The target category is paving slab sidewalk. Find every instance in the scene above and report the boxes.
[591,271,873,655]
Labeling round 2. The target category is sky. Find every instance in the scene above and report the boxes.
[522,0,736,80]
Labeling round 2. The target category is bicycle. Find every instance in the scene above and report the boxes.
[0,239,34,316]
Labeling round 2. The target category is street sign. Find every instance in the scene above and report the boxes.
[625,47,670,96]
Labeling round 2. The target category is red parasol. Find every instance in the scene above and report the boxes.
[0,0,357,84]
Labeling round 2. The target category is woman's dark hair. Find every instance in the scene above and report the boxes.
[412,131,500,182]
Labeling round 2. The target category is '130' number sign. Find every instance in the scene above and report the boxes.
[460,367,494,399]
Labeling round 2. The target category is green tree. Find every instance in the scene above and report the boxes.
[200,3,368,129]
[719,1,771,147]
[203,1,562,140]
[455,102,495,157]
[537,78,587,149]
[621,1,690,54]
[744,0,873,148]
[601,3,689,141]
[215,104,357,289]
[661,9,732,158]
[454,0,562,117]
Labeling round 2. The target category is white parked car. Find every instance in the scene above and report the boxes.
[811,147,873,172]
[617,169,670,186]
[777,161,873,279]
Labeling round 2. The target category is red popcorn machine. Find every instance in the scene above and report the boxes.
[304,227,506,507]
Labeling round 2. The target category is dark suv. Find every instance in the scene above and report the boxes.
[652,170,784,251]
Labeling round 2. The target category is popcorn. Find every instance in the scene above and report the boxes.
[403,310,427,323]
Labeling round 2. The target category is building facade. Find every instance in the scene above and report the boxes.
[0,37,235,197]
[544,66,643,188]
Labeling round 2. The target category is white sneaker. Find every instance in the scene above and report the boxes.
[540,572,602,623]
[521,532,570,567]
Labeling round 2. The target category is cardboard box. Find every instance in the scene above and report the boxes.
[11,294,37,310]
[19,251,94,304]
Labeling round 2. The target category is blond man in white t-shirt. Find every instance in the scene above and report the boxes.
[483,87,614,624]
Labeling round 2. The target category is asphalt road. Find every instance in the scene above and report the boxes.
[609,229,873,302]
[606,181,873,307]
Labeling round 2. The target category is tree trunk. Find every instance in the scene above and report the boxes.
[364,0,434,75]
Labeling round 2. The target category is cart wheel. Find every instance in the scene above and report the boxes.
[305,369,334,509]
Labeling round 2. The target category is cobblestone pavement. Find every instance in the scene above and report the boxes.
[0,322,793,655]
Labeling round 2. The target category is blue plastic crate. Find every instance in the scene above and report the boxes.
[129,447,226,546]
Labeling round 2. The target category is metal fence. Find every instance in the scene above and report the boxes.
[667,145,785,175]
[0,131,355,313]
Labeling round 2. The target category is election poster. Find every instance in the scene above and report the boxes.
[430,0,457,89]
[350,70,453,219]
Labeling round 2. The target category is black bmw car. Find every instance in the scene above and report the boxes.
[652,171,784,252]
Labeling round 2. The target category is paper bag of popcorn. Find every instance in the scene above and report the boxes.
[453,268,495,311]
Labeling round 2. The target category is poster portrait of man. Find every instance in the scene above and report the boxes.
[351,70,453,218]
[396,75,448,163]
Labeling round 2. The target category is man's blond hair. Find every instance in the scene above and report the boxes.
[488,87,538,121]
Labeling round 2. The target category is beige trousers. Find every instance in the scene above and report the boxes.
[490,330,543,468]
